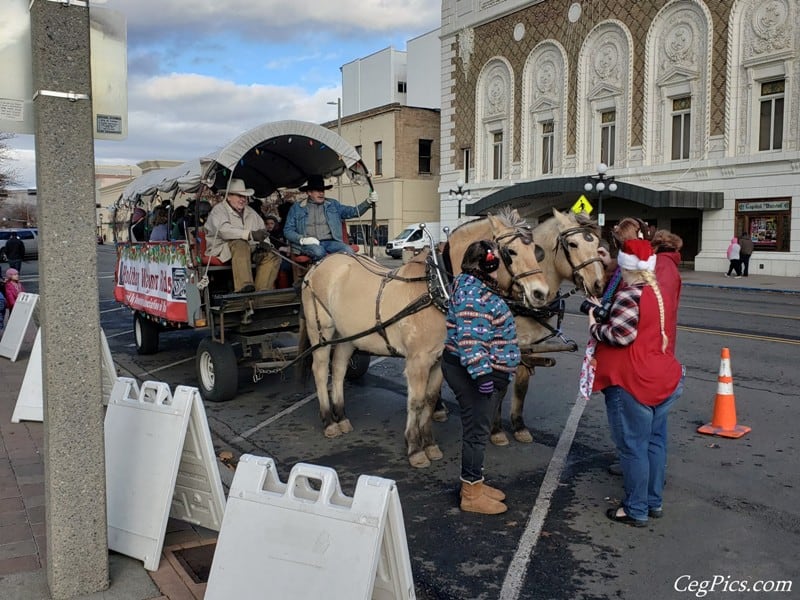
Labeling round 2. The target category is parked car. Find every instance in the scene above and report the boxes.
[0,228,38,261]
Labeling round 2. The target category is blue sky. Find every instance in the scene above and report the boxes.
[5,0,440,188]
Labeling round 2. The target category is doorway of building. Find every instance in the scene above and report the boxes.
[669,218,699,267]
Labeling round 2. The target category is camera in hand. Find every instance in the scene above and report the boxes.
[580,299,611,322]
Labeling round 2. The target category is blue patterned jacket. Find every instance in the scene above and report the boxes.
[444,273,520,380]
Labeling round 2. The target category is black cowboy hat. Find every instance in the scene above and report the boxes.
[299,174,332,192]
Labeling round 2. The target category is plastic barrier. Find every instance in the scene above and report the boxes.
[205,455,415,600]
[12,328,118,422]
[0,292,38,361]
[105,378,226,570]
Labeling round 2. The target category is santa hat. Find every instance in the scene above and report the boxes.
[617,239,656,272]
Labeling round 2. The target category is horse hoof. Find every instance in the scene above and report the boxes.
[424,445,443,461]
[514,429,534,444]
[324,423,342,438]
[338,419,354,434]
[408,451,431,469]
[432,409,448,423]
[490,431,510,446]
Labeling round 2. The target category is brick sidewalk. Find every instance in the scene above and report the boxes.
[0,332,212,599]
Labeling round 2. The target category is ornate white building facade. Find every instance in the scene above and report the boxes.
[439,0,800,276]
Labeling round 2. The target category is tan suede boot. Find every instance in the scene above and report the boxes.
[459,481,506,501]
[460,479,507,514]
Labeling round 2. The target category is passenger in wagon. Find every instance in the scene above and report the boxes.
[283,174,376,261]
[204,179,280,293]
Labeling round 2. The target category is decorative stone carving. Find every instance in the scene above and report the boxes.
[746,0,791,57]
[458,28,475,80]
[486,71,508,116]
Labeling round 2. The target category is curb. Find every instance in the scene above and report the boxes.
[682,281,799,295]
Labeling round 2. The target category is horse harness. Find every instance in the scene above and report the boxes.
[304,254,450,359]
[493,228,544,298]
[554,225,604,287]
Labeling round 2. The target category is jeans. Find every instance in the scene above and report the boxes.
[604,374,684,520]
[301,239,355,261]
[442,361,505,482]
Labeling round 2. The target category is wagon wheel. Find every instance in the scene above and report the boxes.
[344,350,371,381]
[134,312,160,355]
[196,337,238,402]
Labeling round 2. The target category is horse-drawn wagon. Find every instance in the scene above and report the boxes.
[112,120,374,402]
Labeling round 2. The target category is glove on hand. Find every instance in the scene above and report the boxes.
[300,236,320,246]
[368,191,378,204]
[251,229,269,243]
[477,379,494,395]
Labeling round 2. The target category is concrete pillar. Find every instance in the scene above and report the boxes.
[29,1,109,597]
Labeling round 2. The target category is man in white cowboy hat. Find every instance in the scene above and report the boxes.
[204,178,281,293]
[283,174,377,261]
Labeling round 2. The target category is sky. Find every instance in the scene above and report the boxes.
[3,0,441,189]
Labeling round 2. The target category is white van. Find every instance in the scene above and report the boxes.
[0,228,39,261]
[385,222,441,259]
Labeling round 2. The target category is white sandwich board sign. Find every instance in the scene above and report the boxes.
[205,455,416,600]
[0,292,38,361]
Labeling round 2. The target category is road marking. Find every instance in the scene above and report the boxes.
[678,325,800,345]
[681,304,800,321]
[137,356,193,377]
[101,306,126,314]
[105,329,133,338]
[500,394,587,600]
[229,357,388,444]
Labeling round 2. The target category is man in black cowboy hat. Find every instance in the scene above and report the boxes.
[283,174,377,261]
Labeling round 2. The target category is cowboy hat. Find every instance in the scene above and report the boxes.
[227,178,255,197]
[299,174,332,192]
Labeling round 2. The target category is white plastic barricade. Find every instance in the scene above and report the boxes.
[106,380,192,571]
[11,329,43,423]
[12,329,119,422]
[168,386,227,531]
[205,455,416,600]
[0,292,38,361]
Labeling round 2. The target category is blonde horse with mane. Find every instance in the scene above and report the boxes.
[300,207,549,468]
[445,208,605,444]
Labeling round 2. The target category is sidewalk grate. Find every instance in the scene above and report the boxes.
[171,542,217,584]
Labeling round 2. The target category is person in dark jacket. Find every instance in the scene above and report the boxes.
[442,240,521,515]
[651,230,683,356]
[738,231,754,277]
[4,232,25,273]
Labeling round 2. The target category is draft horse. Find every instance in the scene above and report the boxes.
[300,208,549,468]
[445,209,605,444]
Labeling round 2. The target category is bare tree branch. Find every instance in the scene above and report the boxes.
[0,133,21,193]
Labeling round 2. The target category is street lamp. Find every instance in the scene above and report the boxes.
[584,163,617,228]
[448,179,472,219]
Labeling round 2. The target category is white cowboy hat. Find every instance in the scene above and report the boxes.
[227,178,254,197]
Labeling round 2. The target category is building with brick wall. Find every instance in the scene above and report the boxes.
[439,0,800,276]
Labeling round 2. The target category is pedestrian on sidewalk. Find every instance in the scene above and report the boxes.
[725,237,742,278]
[0,287,5,330]
[739,231,754,277]
[4,268,24,313]
[4,231,25,273]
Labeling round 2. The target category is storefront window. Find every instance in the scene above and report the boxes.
[735,199,790,252]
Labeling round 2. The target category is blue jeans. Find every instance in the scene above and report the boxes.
[604,374,684,521]
[301,239,354,261]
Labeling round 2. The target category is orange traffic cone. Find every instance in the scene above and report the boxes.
[698,347,751,438]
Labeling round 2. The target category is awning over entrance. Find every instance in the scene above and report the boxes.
[467,177,723,217]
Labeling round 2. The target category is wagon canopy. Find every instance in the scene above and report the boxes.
[119,120,368,204]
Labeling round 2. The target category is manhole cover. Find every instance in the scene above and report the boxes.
[172,542,217,584]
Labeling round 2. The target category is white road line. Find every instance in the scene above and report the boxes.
[100,306,126,314]
[499,394,588,600]
[137,356,193,377]
[229,356,388,444]
[104,329,133,338]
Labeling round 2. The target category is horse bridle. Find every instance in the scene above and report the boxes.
[493,228,543,296]
[555,225,604,286]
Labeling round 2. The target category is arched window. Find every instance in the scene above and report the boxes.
[575,21,633,172]
[727,0,799,156]
[521,41,568,178]
[475,58,514,182]
[643,0,713,165]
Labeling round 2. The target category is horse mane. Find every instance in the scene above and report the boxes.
[573,211,601,236]
[450,205,532,240]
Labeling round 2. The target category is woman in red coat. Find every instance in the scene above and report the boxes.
[586,239,684,527]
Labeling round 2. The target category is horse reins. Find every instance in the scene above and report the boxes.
[493,229,543,297]
[554,225,604,288]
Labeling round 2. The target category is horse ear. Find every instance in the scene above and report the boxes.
[534,244,546,263]
[552,207,570,225]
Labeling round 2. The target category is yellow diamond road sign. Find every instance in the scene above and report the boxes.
[571,195,593,214]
